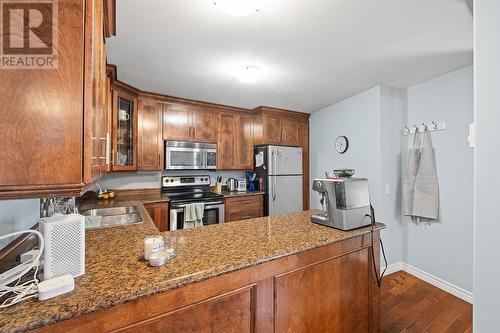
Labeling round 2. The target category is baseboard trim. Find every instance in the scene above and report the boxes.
[384,262,473,304]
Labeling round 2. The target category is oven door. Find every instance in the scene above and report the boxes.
[169,202,225,231]
[165,147,206,170]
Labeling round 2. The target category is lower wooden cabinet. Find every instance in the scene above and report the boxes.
[225,195,264,222]
[275,248,371,332]
[143,201,169,231]
[35,232,381,333]
[118,287,253,333]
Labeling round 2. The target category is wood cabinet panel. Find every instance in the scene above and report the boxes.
[225,195,264,222]
[226,210,263,223]
[103,0,116,37]
[0,0,84,194]
[138,99,163,171]
[299,120,309,210]
[193,107,218,143]
[143,201,168,232]
[236,113,254,170]
[263,114,283,145]
[117,287,254,333]
[35,233,380,333]
[281,117,300,146]
[163,104,192,141]
[217,112,254,170]
[104,76,113,172]
[84,0,108,184]
[275,248,371,333]
[217,113,238,170]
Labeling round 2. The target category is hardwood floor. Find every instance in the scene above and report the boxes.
[381,271,472,333]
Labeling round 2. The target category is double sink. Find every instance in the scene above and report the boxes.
[82,206,143,230]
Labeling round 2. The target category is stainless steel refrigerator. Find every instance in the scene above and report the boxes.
[254,145,303,216]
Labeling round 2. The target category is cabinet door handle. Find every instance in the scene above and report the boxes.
[240,200,254,204]
[105,132,111,166]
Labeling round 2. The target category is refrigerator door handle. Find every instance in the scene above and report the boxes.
[272,150,277,201]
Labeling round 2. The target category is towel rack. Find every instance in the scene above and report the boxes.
[402,121,446,135]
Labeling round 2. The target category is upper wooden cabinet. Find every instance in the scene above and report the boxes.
[84,0,109,184]
[236,113,254,170]
[254,107,308,147]
[193,107,218,142]
[217,112,254,170]
[111,89,138,172]
[163,103,218,143]
[281,117,300,146]
[0,0,115,199]
[138,98,164,171]
[162,104,192,141]
[263,113,283,144]
[256,107,302,147]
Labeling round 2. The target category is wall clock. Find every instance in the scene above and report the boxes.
[335,136,349,154]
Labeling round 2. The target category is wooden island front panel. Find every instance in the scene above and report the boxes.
[34,231,381,333]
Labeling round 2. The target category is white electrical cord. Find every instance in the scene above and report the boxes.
[0,230,44,308]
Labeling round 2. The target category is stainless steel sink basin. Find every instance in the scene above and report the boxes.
[82,205,143,230]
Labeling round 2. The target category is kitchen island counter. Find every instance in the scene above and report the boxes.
[1,209,384,332]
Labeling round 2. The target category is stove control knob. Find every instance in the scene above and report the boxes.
[170,179,174,183]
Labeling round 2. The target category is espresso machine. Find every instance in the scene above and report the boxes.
[311,176,372,230]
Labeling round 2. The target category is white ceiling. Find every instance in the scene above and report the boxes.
[107,0,473,113]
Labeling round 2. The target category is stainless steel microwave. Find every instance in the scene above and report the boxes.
[165,141,217,170]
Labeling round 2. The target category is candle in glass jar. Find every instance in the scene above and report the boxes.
[144,236,164,260]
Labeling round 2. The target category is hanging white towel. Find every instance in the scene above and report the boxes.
[403,130,421,217]
[412,131,439,220]
[184,203,205,229]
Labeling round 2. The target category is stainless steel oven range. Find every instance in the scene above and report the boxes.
[161,175,224,230]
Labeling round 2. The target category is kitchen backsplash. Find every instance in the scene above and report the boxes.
[94,171,248,191]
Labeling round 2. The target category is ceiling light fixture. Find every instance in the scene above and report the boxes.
[237,65,260,83]
[213,0,262,17]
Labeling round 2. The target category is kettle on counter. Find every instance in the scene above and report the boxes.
[226,178,238,191]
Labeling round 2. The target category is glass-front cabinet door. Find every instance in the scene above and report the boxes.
[112,89,137,171]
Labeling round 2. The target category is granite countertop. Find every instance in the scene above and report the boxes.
[221,190,265,198]
[0,207,384,332]
[76,190,169,211]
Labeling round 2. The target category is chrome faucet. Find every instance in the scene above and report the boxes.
[95,182,104,195]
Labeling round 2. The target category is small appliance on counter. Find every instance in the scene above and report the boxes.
[226,178,247,192]
[40,213,86,280]
[236,179,247,192]
[311,171,372,231]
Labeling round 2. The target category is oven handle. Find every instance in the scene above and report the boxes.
[170,202,224,209]
[170,203,225,231]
